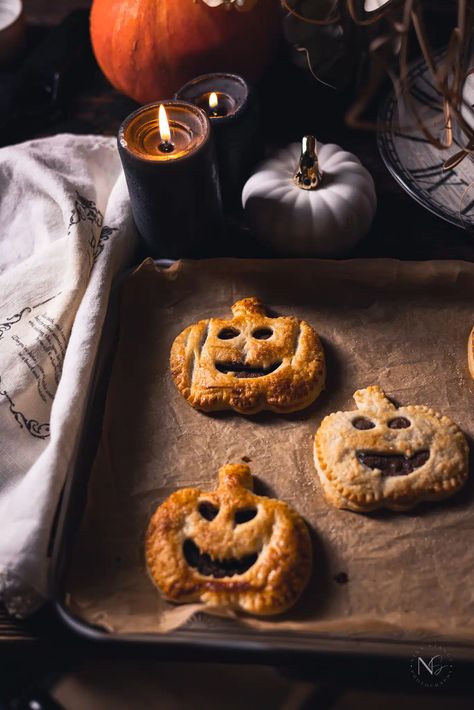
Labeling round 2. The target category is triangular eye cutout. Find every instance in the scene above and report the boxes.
[198,501,219,521]
[353,386,397,417]
[234,507,258,524]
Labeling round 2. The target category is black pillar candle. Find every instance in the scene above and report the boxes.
[175,73,263,210]
[118,100,223,259]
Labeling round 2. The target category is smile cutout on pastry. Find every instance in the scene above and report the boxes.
[145,464,313,615]
[313,386,469,512]
[214,360,282,379]
[183,539,260,578]
[356,450,430,477]
[170,297,325,413]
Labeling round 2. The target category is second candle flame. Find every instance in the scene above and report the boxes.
[209,92,218,111]
[158,104,171,144]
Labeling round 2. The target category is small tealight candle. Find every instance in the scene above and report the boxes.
[175,73,263,209]
[118,100,223,258]
[197,91,235,119]
[121,101,205,160]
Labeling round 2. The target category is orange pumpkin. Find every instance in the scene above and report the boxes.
[90,0,281,104]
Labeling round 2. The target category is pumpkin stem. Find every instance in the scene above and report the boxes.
[293,135,323,191]
[354,386,397,415]
[231,297,266,317]
[218,464,253,490]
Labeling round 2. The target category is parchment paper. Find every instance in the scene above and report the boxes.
[67,258,474,643]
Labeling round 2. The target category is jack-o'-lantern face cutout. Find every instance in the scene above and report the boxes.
[170,297,325,414]
[314,386,469,512]
[146,464,312,615]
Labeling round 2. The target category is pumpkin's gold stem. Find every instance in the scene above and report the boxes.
[293,135,322,190]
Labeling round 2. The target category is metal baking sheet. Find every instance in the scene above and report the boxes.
[50,258,474,665]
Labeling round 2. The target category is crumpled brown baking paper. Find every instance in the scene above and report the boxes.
[67,258,474,643]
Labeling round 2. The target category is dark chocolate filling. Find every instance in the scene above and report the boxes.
[218,328,240,340]
[183,539,259,578]
[198,501,219,521]
[252,328,273,340]
[215,361,282,379]
[388,417,411,429]
[234,508,258,524]
[352,416,375,430]
[356,450,430,476]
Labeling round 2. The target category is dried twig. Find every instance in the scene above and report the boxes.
[284,0,474,155]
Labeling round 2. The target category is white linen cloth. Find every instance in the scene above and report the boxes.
[0,134,137,616]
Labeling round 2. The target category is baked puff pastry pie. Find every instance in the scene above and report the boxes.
[170,297,325,414]
[145,464,312,616]
[468,327,474,379]
[314,386,469,512]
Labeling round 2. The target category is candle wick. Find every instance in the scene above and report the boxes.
[159,140,175,153]
[209,107,227,118]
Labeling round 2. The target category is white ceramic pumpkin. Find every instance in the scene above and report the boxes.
[242,136,377,256]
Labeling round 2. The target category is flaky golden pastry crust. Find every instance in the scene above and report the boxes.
[145,464,312,616]
[314,386,469,512]
[468,327,474,380]
[170,297,325,414]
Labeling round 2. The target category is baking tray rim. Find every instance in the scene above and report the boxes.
[52,596,474,663]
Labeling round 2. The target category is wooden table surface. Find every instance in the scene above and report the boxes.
[2,0,474,696]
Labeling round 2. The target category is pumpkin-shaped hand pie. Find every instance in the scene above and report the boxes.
[314,386,469,512]
[145,464,312,615]
[170,297,325,414]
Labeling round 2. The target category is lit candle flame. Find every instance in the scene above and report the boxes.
[209,92,218,111]
[158,104,171,144]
